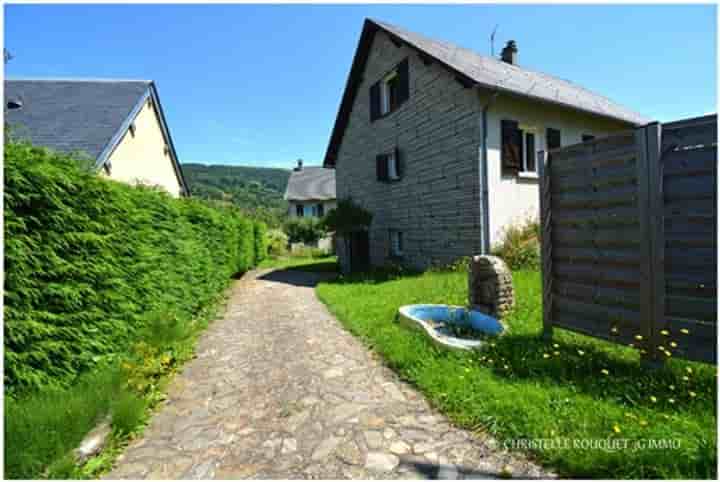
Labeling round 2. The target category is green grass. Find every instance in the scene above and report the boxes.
[259,255,338,272]
[4,294,227,479]
[316,266,717,479]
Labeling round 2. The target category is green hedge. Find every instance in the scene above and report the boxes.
[4,142,265,395]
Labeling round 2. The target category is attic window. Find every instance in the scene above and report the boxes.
[6,100,22,110]
[129,123,136,137]
[369,58,410,121]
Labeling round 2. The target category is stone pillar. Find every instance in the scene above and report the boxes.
[468,255,514,318]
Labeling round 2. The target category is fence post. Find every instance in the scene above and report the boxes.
[636,124,664,367]
[537,150,553,340]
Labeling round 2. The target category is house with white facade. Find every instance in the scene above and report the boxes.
[323,18,651,271]
[4,79,188,197]
[284,160,337,219]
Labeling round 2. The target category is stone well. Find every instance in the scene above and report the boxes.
[468,255,514,319]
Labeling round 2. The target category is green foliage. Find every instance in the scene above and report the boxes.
[283,217,324,245]
[316,267,717,479]
[266,229,289,256]
[110,391,148,437]
[181,163,290,228]
[253,221,268,265]
[3,142,266,395]
[321,198,372,235]
[492,217,540,270]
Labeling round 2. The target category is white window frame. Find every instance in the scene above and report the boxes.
[390,230,403,257]
[387,151,399,180]
[518,124,538,174]
[380,70,398,115]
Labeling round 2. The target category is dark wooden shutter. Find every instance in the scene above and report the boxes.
[526,133,536,172]
[397,58,410,106]
[376,154,388,182]
[318,203,324,217]
[501,120,522,176]
[546,128,561,150]
[394,147,404,179]
[370,81,381,122]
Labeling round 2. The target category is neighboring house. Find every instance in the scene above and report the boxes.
[324,18,651,271]
[284,160,337,252]
[4,79,188,197]
[284,160,337,219]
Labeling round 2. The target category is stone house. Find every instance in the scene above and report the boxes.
[284,160,337,251]
[5,79,188,197]
[323,19,651,271]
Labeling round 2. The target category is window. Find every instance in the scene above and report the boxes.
[129,122,136,137]
[296,204,304,217]
[582,134,595,142]
[376,148,403,182]
[546,128,561,150]
[370,59,409,121]
[501,120,537,175]
[317,203,324,217]
[390,230,404,257]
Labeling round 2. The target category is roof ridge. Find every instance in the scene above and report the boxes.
[5,77,152,83]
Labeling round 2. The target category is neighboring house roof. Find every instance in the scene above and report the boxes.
[4,78,189,194]
[324,18,652,166]
[284,167,336,201]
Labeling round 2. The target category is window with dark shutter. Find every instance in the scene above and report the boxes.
[582,134,595,142]
[296,204,304,217]
[317,203,324,217]
[370,81,381,122]
[546,128,561,150]
[394,147,404,180]
[501,120,522,176]
[525,132,536,172]
[376,154,389,182]
[396,58,409,106]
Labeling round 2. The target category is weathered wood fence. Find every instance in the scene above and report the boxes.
[538,114,717,364]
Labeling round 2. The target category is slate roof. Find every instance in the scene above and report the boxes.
[284,167,336,201]
[4,78,189,194]
[5,79,152,161]
[324,18,652,166]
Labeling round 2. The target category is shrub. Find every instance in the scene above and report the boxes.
[283,217,324,245]
[266,229,288,256]
[492,217,540,270]
[3,141,265,395]
[253,221,268,264]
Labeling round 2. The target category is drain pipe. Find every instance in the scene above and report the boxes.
[479,89,500,255]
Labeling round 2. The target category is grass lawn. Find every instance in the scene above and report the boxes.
[258,254,338,272]
[315,265,717,479]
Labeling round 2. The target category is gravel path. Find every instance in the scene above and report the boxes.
[107,269,552,479]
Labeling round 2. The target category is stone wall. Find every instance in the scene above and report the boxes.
[334,31,483,270]
[468,255,514,318]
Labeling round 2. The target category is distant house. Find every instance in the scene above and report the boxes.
[284,160,337,219]
[4,79,189,197]
[324,19,651,271]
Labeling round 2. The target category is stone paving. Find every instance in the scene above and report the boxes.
[107,268,553,480]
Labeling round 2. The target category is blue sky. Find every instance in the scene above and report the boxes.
[4,3,716,168]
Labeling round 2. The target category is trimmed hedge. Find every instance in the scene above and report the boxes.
[4,142,265,395]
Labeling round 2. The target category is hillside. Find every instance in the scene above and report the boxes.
[182,163,291,226]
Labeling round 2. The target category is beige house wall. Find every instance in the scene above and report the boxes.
[104,96,183,197]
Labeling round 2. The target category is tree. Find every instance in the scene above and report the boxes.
[321,198,372,270]
[283,217,324,245]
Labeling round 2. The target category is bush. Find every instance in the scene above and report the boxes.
[492,218,540,270]
[3,142,266,395]
[266,229,288,256]
[283,217,324,245]
[253,221,268,264]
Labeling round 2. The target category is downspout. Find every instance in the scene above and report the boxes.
[479,89,500,254]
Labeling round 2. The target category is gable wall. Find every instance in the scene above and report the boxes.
[104,96,183,197]
[483,94,631,246]
[335,31,484,270]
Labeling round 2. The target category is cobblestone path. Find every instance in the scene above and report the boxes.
[107,269,552,479]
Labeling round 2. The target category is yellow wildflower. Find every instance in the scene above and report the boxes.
[613,425,621,434]
[543,353,550,359]
[669,398,675,404]
[639,420,648,426]
[635,334,643,341]
[553,343,559,348]
[650,396,657,403]
[686,367,693,374]
[689,391,697,398]
[670,341,677,348]
[664,350,672,357]
[669,385,675,390]
[577,350,585,356]
[680,328,690,334]
[683,376,690,381]
[657,346,665,351]
[660,330,669,336]
[601,369,610,376]
[611,327,619,334]
[553,351,560,356]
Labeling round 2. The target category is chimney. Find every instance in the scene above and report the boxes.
[501,40,518,65]
[294,159,303,171]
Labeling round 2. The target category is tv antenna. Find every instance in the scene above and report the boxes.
[490,25,499,57]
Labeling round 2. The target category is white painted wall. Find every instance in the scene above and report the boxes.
[480,92,631,247]
[104,96,184,197]
[287,200,337,218]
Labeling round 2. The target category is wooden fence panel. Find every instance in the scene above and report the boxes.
[540,115,717,365]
